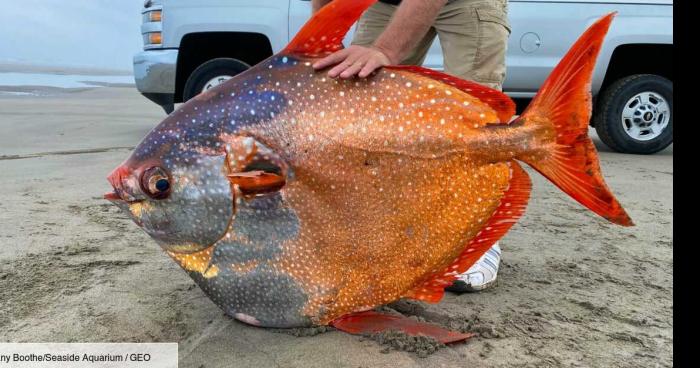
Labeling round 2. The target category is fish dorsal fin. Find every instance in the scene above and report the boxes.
[386,65,516,123]
[284,0,377,57]
[404,161,531,303]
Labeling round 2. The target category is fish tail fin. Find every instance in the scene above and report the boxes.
[516,13,633,226]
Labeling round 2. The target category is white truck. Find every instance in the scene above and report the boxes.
[133,0,673,154]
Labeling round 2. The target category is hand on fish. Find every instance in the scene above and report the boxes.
[313,45,393,79]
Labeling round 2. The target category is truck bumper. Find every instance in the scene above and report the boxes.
[133,49,178,113]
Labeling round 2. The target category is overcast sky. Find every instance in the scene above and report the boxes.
[0,0,143,71]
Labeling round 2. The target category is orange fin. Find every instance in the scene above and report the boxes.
[228,170,286,195]
[404,161,531,303]
[283,0,377,57]
[331,311,475,344]
[516,13,633,226]
[386,65,516,123]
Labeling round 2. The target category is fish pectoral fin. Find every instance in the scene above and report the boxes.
[404,161,531,303]
[224,136,290,196]
[283,0,376,57]
[331,311,474,344]
[228,170,286,196]
[385,65,516,123]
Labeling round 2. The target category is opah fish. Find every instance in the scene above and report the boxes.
[106,0,631,342]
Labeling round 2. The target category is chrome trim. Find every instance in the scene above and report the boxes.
[141,4,162,14]
[133,49,178,94]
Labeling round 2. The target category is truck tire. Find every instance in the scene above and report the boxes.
[183,58,250,102]
[593,74,672,154]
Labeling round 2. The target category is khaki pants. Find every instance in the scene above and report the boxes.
[351,0,510,90]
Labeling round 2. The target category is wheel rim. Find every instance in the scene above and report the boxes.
[202,75,233,92]
[621,91,670,141]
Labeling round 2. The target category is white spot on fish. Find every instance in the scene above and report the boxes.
[234,313,261,326]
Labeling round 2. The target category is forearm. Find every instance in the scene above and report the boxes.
[311,0,333,14]
[373,0,448,63]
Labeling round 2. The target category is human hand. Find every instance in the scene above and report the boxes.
[312,45,395,79]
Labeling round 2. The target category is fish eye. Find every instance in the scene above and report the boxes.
[141,166,171,199]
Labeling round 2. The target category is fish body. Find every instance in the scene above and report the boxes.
[107,0,631,330]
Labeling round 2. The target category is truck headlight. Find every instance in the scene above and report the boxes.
[144,32,162,47]
[143,10,162,23]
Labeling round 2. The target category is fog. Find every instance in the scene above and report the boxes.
[0,0,143,71]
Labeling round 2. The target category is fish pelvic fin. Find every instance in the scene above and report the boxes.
[283,0,377,57]
[404,161,531,303]
[516,13,633,227]
[331,311,474,344]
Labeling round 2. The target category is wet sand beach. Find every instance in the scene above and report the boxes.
[0,85,672,367]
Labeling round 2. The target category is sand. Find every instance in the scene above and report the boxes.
[0,86,673,367]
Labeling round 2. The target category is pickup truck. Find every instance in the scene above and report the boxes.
[133,0,673,154]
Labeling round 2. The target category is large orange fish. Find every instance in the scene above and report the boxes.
[105,0,631,342]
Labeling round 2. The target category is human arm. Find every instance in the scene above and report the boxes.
[312,0,448,78]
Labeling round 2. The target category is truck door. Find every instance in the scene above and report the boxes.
[505,0,614,95]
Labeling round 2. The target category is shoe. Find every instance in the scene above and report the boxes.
[445,242,501,293]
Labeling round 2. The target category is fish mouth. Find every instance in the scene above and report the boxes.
[104,191,122,201]
[106,164,139,203]
[104,190,143,205]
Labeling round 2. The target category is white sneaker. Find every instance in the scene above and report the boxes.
[445,242,501,293]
